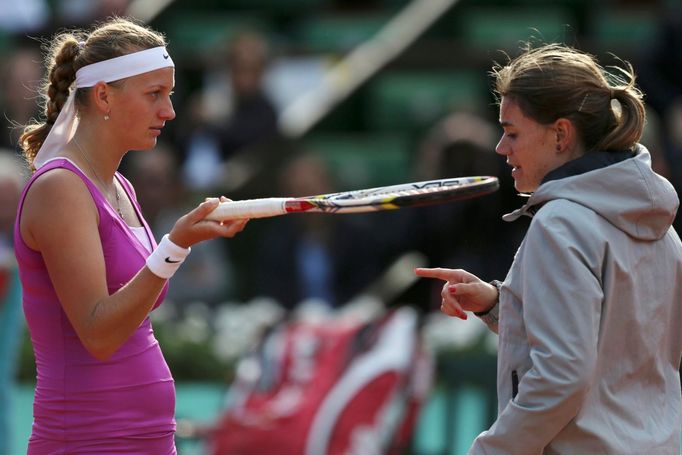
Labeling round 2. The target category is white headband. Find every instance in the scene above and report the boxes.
[34,46,175,169]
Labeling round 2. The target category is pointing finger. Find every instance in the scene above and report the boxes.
[415,267,461,281]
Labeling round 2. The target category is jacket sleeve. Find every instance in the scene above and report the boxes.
[476,299,500,334]
[469,207,604,454]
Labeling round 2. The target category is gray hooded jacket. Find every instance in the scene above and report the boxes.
[470,145,682,454]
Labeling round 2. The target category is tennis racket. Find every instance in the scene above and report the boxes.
[206,176,498,221]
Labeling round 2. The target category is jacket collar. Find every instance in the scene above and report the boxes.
[504,149,636,221]
[542,150,635,184]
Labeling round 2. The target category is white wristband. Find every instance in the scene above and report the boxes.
[146,234,191,279]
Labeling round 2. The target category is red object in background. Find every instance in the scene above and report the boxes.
[207,307,432,455]
[0,268,9,301]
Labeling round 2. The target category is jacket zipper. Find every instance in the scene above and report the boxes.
[512,370,519,400]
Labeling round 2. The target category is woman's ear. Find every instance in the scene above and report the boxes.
[91,81,112,118]
[553,118,577,155]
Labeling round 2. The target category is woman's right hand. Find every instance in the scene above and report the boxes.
[168,197,248,248]
[415,267,498,319]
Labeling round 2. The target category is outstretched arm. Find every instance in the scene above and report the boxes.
[20,170,247,360]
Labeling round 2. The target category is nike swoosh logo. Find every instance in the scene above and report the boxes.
[165,257,181,263]
[163,54,169,59]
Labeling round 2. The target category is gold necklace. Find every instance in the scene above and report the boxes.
[72,137,123,218]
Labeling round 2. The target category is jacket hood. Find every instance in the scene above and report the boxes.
[503,144,679,241]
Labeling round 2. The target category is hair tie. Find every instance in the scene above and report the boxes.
[77,41,86,52]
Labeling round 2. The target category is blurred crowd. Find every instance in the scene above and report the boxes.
[2,0,681,338]
[2,0,680,310]
[0,0,680,330]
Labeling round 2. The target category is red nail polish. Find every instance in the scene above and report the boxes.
[448,285,457,294]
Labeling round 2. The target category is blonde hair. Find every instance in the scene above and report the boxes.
[19,17,167,171]
[492,43,646,152]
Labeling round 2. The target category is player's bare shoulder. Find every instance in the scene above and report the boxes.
[20,167,98,249]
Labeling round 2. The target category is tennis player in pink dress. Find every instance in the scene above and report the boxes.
[14,18,247,454]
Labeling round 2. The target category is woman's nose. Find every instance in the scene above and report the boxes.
[160,100,176,121]
[495,138,507,156]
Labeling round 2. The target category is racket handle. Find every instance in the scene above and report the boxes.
[205,198,289,221]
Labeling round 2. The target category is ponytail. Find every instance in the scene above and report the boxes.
[596,73,646,151]
[20,35,83,171]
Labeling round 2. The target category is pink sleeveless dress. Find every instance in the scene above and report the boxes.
[14,158,176,454]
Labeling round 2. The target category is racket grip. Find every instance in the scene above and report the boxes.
[205,198,289,221]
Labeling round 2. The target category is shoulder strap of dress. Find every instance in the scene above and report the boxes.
[16,158,107,223]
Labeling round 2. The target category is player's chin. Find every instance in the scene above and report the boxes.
[137,136,159,151]
[513,178,533,194]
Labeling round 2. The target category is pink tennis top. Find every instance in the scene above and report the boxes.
[14,158,176,454]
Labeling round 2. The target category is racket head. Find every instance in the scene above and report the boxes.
[384,176,499,208]
[284,176,499,214]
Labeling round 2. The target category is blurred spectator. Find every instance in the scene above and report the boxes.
[0,151,27,455]
[254,153,392,309]
[639,106,673,179]
[405,110,527,309]
[0,0,49,33]
[179,30,279,193]
[0,44,43,151]
[54,0,129,27]
[636,7,682,228]
[220,30,278,155]
[176,91,224,192]
[255,153,340,309]
[413,110,500,182]
[125,142,236,307]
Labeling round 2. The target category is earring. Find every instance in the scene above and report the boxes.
[104,113,110,121]
[556,143,561,153]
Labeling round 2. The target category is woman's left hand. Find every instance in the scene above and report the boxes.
[168,197,248,248]
[415,267,498,319]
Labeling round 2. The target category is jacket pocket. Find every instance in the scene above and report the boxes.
[511,370,519,400]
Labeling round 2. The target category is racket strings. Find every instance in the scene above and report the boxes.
[318,178,485,201]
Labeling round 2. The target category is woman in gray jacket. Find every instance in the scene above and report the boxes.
[417,43,682,454]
